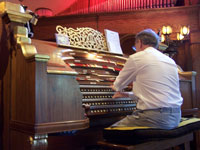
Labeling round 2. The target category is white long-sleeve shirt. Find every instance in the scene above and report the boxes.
[113,47,183,110]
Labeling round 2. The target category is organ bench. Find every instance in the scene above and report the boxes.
[98,117,200,150]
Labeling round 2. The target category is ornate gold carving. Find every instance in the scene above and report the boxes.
[20,43,49,62]
[14,26,28,37]
[0,2,32,24]
[20,43,37,59]
[56,25,108,51]
[27,54,50,62]
[17,36,31,44]
[14,26,31,44]
[5,10,32,24]
[14,27,47,61]
[0,2,25,13]
[34,54,50,62]
[0,2,49,64]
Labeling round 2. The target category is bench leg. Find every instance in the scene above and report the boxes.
[184,142,190,150]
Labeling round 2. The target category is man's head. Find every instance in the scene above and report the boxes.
[135,29,160,52]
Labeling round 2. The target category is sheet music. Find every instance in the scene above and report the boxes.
[104,29,123,55]
[55,33,70,46]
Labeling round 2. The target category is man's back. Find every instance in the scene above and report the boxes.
[131,47,183,110]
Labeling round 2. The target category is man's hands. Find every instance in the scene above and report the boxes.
[111,85,129,98]
[111,85,116,91]
[112,91,129,98]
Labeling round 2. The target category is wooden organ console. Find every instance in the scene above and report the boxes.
[0,3,89,150]
[0,2,197,150]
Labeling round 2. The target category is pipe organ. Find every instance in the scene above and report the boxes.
[58,0,176,15]
[0,2,197,150]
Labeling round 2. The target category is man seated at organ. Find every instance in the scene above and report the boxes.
[111,29,183,129]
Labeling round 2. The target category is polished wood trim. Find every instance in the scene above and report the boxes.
[10,118,89,134]
[27,54,50,62]
[47,69,78,75]
[179,71,197,80]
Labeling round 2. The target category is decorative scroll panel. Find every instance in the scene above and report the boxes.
[56,25,108,51]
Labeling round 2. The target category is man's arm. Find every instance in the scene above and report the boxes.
[113,56,137,91]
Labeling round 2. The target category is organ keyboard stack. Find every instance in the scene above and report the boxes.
[56,26,137,126]
[80,85,136,116]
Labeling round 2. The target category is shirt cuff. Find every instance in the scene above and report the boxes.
[113,82,122,92]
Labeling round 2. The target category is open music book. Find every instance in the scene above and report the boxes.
[104,29,123,55]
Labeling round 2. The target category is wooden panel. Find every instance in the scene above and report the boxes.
[0,18,9,149]
[190,31,200,44]
[190,44,200,109]
[173,42,191,71]
[0,79,2,150]
[11,47,36,124]
[10,130,48,150]
[47,128,103,150]
[120,34,136,55]
[97,6,199,35]
[180,80,193,109]
[34,15,98,40]
[184,41,200,115]
[34,5,200,40]
[2,46,12,150]
[0,19,9,80]
[9,40,88,134]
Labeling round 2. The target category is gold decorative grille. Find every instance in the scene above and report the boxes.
[56,25,108,51]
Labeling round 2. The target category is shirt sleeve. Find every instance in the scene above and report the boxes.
[113,56,137,91]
